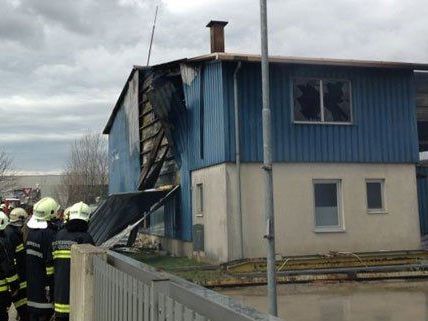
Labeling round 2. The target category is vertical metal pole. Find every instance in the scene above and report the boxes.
[259,0,278,316]
[146,5,159,66]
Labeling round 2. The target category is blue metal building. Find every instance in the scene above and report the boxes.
[103,22,428,261]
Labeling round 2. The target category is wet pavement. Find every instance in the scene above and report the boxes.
[219,280,428,321]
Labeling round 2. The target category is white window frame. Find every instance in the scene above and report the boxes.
[195,183,204,217]
[366,179,387,214]
[292,78,353,125]
[313,179,345,233]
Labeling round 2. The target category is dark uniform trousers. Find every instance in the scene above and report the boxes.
[26,228,56,321]
[52,226,93,321]
[5,224,28,321]
[0,236,20,321]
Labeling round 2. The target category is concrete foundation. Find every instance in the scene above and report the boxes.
[191,163,421,262]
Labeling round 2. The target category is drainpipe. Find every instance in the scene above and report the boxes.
[233,61,244,260]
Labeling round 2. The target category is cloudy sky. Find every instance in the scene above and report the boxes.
[1,0,428,174]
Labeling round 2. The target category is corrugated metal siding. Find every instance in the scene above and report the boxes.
[108,72,141,194]
[222,62,419,163]
[417,166,428,236]
[174,61,225,241]
[182,61,226,170]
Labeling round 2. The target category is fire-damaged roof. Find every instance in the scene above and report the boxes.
[103,54,428,135]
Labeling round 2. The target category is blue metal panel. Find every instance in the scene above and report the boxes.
[417,166,428,236]
[222,62,419,164]
[174,61,225,241]
[108,102,140,194]
[182,61,226,170]
[108,70,140,194]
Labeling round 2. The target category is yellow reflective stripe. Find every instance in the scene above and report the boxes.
[14,298,27,308]
[54,303,70,313]
[15,243,24,253]
[6,274,18,283]
[53,250,71,259]
[0,285,8,292]
[0,279,6,286]
[19,281,27,289]
[46,266,54,275]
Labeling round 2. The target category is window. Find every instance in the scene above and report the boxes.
[366,179,385,213]
[293,78,351,123]
[313,180,343,231]
[196,183,204,215]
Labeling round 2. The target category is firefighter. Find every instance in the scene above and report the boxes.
[5,207,29,321]
[52,202,93,321]
[26,197,60,321]
[0,211,20,321]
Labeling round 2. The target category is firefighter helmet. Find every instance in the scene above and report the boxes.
[27,197,60,229]
[68,202,90,222]
[0,211,9,230]
[9,207,28,225]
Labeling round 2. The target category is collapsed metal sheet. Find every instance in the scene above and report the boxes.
[101,186,180,248]
[88,189,169,245]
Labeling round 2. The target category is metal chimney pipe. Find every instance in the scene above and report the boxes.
[206,20,228,53]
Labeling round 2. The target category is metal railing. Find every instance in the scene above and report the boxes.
[93,251,282,321]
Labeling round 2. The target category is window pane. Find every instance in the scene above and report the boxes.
[293,79,321,121]
[323,80,351,122]
[314,183,339,227]
[196,183,203,213]
[367,182,383,209]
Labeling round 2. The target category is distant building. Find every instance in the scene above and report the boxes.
[104,21,428,262]
[2,175,64,205]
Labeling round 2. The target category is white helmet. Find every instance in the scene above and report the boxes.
[27,197,60,229]
[0,211,9,230]
[10,207,28,225]
[68,202,90,222]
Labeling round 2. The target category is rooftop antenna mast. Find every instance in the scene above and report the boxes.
[146,5,159,66]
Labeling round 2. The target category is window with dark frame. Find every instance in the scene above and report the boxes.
[313,180,342,230]
[196,183,204,215]
[294,78,351,123]
[366,180,385,212]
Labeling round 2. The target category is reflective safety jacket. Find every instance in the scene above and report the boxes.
[26,227,56,313]
[52,221,93,317]
[0,233,19,306]
[4,225,26,287]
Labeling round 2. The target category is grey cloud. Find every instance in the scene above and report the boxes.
[0,1,45,46]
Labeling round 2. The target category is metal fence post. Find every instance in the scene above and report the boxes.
[70,244,107,321]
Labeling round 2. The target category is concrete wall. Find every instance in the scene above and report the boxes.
[191,164,229,262]
[192,163,421,262]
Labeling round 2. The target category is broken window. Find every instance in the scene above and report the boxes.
[323,80,351,122]
[366,179,385,212]
[293,79,321,121]
[313,180,343,231]
[293,78,351,123]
